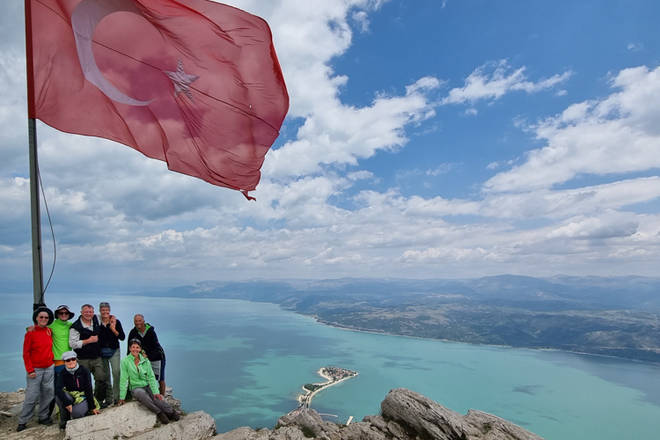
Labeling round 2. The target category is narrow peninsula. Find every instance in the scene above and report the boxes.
[297,366,358,408]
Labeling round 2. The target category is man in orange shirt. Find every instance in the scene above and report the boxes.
[17,306,55,432]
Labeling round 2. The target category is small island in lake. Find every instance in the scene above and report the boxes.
[297,366,358,408]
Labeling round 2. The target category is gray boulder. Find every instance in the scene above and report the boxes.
[380,388,543,440]
[64,398,214,440]
[64,401,157,439]
[131,411,216,440]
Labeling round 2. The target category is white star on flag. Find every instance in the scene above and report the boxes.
[165,60,199,99]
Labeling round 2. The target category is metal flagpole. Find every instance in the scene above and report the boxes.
[28,119,44,309]
[25,0,45,310]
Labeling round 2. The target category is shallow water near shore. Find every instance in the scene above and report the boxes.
[1,293,659,439]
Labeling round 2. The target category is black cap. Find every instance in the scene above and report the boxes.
[32,306,54,326]
[54,305,75,320]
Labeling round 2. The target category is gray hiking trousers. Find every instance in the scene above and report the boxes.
[18,365,54,424]
[130,386,173,415]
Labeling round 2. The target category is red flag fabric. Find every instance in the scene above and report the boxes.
[26,0,289,194]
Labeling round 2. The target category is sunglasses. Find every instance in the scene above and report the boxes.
[64,358,77,363]
[37,315,50,319]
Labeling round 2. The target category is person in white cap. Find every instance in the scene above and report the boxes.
[54,350,99,430]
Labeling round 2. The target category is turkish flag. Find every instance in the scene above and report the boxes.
[26,0,289,195]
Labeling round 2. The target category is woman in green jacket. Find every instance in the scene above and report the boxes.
[117,339,179,424]
[51,305,75,374]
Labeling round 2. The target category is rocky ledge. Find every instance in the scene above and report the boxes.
[1,388,543,440]
[219,388,543,440]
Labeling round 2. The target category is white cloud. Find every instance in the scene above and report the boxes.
[0,50,29,175]
[6,170,660,284]
[347,170,374,181]
[442,60,572,105]
[402,246,491,263]
[406,76,443,95]
[366,176,660,222]
[547,213,638,240]
[486,65,660,192]
[0,178,30,245]
[395,164,454,182]
[486,160,515,170]
[426,164,454,176]
[263,77,440,178]
[480,177,660,219]
[352,11,370,32]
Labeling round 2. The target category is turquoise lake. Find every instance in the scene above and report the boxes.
[1,293,659,439]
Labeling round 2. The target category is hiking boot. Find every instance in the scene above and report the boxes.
[168,411,180,421]
[38,418,53,426]
[16,424,27,432]
[157,412,169,424]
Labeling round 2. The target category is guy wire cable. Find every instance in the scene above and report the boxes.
[37,165,56,295]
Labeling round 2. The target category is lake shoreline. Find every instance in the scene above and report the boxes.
[306,315,660,366]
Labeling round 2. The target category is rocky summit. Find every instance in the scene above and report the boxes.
[1,388,542,439]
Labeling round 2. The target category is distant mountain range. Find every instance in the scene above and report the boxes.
[154,275,660,363]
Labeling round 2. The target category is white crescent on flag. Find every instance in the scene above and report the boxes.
[71,0,151,106]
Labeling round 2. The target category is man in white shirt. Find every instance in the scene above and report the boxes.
[68,304,107,404]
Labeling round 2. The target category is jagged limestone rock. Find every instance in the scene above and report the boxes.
[131,411,215,440]
[342,421,389,440]
[212,426,264,440]
[380,388,544,440]
[214,426,306,440]
[64,398,212,440]
[267,426,308,440]
[277,406,341,438]
[64,401,158,439]
[361,415,387,431]
[385,419,408,438]
[381,387,471,439]
[464,410,543,440]
[1,390,62,440]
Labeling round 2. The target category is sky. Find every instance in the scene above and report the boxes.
[2,0,660,292]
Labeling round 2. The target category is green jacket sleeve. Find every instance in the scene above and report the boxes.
[119,357,129,400]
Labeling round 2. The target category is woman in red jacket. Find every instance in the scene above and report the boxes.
[17,306,55,432]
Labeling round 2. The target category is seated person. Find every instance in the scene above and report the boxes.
[127,314,167,395]
[118,339,179,424]
[55,351,99,430]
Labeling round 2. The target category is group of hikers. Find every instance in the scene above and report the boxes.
[18,302,179,432]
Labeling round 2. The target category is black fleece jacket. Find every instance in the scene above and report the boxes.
[127,324,165,362]
[55,364,94,409]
